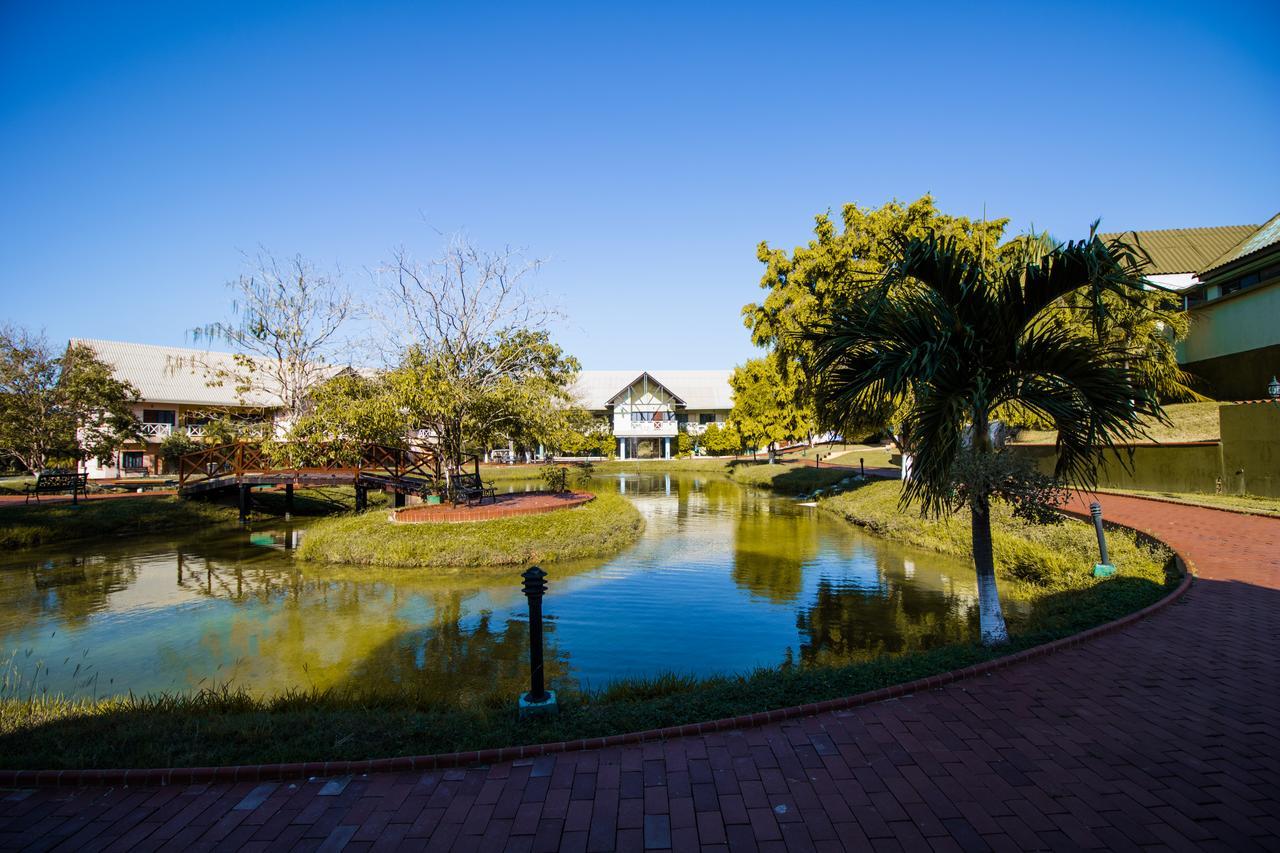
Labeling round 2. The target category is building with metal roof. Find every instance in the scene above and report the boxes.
[1100,224,1258,289]
[1174,212,1280,400]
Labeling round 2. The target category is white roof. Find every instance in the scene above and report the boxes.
[570,370,733,411]
[72,338,284,407]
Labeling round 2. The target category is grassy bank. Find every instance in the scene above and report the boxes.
[1011,400,1222,445]
[297,492,644,568]
[0,478,1179,770]
[0,486,375,550]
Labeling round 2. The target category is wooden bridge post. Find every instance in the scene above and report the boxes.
[238,484,250,524]
[355,486,368,511]
[285,483,294,519]
[394,489,406,509]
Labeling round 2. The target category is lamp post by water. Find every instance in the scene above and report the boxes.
[1090,502,1116,577]
[1268,376,1280,400]
[519,566,558,717]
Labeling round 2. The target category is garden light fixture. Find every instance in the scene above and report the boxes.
[1268,376,1279,400]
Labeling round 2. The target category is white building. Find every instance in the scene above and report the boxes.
[570,371,733,460]
[72,339,737,475]
[72,339,287,479]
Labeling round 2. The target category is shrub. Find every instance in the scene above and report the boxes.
[541,466,569,493]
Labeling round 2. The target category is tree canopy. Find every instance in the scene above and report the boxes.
[729,357,814,457]
[0,327,141,473]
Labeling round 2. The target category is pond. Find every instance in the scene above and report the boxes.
[0,473,1013,704]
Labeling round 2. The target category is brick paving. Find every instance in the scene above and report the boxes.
[394,491,594,524]
[1,492,1277,851]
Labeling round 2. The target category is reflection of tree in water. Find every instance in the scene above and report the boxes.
[796,570,973,665]
[0,555,143,629]
[341,592,570,709]
[731,492,820,602]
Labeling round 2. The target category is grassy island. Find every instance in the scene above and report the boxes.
[297,491,644,568]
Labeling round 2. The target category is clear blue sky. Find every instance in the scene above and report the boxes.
[3,1,1277,369]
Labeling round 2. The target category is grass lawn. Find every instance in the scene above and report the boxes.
[1089,487,1280,517]
[0,486,376,550]
[0,475,36,496]
[0,478,1178,770]
[297,491,644,568]
[1011,401,1223,445]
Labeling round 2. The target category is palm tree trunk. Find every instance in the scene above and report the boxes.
[971,492,1009,645]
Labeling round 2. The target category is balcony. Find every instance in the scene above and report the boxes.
[138,424,208,442]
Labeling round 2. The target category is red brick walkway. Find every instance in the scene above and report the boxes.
[394,491,594,524]
[2,493,1277,851]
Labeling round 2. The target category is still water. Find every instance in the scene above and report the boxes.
[0,473,1002,703]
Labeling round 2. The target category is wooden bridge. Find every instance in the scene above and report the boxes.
[177,441,469,519]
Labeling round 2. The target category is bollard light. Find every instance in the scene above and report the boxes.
[1268,376,1280,400]
[518,566,558,718]
[1090,501,1116,577]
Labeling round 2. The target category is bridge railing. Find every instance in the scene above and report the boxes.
[177,441,442,491]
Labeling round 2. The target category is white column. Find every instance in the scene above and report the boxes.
[619,438,626,460]
[664,437,671,459]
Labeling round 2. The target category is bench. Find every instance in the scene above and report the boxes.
[23,471,90,504]
[451,472,496,507]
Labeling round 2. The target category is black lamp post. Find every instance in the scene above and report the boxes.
[1268,376,1279,400]
[519,566,557,717]
[1090,501,1116,577]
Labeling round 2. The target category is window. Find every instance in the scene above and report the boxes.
[700,413,717,424]
[630,411,669,422]
[122,451,145,469]
[142,409,176,425]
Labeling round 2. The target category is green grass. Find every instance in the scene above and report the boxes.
[0,486,376,550]
[1090,487,1280,517]
[1012,401,1223,445]
[0,475,36,496]
[821,480,1172,597]
[0,496,240,550]
[728,463,857,495]
[297,492,645,568]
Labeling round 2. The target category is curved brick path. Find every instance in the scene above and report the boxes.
[2,493,1277,851]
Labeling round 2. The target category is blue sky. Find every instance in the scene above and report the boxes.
[2,1,1277,369]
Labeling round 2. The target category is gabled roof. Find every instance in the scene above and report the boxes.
[1100,225,1259,275]
[604,372,686,406]
[1200,212,1280,278]
[571,370,734,411]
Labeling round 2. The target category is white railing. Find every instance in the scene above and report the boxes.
[138,423,173,439]
[185,425,206,438]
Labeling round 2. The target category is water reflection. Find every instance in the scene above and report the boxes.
[0,473,1005,701]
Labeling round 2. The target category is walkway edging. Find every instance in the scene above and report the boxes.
[0,522,1194,789]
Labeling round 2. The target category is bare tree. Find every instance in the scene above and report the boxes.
[189,250,355,428]
[369,233,575,467]
[372,233,559,365]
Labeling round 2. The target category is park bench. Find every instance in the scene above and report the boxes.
[23,471,89,504]
[452,472,496,507]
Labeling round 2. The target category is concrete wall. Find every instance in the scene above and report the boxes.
[1011,402,1280,498]
[1182,343,1280,401]
[1220,402,1280,498]
[1013,443,1224,495]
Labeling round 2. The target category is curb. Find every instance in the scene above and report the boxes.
[0,519,1194,789]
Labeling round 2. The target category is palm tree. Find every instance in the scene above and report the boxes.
[807,230,1167,644]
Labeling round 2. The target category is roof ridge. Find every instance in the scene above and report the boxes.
[1100,224,1258,237]
[71,337,238,359]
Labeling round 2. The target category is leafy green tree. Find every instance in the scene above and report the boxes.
[158,430,200,473]
[699,422,743,456]
[746,196,1009,446]
[808,230,1162,644]
[729,357,814,462]
[0,327,141,473]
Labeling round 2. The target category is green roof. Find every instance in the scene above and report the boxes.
[1100,225,1258,275]
[1200,211,1280,277]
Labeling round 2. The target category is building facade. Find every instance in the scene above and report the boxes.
[72,339,282,479]
[569,370,733,459]
[1103,218,1280,401]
